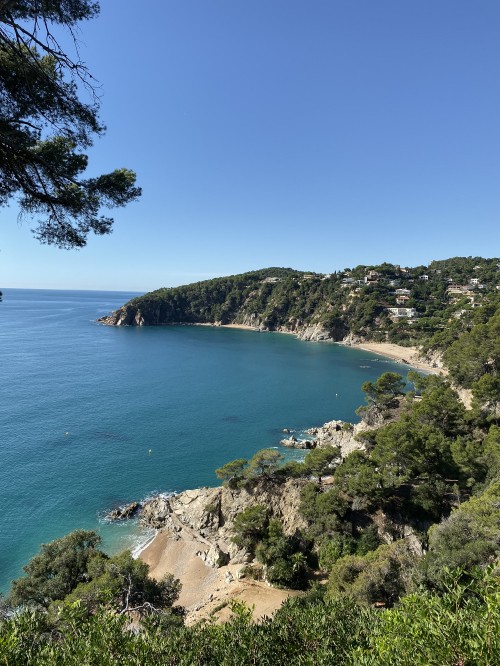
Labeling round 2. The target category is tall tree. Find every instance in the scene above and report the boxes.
[0,1,141,248]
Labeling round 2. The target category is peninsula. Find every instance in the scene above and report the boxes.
[99,257,500,371]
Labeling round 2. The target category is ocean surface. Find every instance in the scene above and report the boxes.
[0,289,405,594]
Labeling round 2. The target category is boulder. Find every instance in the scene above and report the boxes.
[197,543,230,568]
[107,501,140,521]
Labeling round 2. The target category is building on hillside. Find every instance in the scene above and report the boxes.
[447,284,467,295]
[387,307,418,319]
[364,270,379,285]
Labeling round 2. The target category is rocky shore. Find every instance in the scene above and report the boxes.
[135,478,307,623]
[127,411,378,620]
[280,418,368,457]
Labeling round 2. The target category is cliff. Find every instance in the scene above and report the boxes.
[140,477,308,567]
[98,258,500,351]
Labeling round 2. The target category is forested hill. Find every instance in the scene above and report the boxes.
[100,257,500,353]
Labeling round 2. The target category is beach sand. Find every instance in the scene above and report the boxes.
[344,341,445,375]
[140,529,302,625]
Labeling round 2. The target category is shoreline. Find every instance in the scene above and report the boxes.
[135,335,444,623]
[200,323,445,375]
[339,341,445,375]
[139,528,302,625]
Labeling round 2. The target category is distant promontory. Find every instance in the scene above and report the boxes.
[98,258,500,355]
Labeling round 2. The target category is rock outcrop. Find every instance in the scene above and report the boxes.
[106,501,140,521]
[297,324,333,342]
[140,478,308,567]
[278,419,372,458]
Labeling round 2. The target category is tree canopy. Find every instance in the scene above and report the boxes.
[9,529,101,607]
[0,0,141,247]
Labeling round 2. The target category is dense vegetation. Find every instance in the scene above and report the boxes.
[103,257,500,354]
[3,257,500,663]
[1,568,499,664]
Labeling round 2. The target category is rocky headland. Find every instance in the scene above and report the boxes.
[121,403,428,623]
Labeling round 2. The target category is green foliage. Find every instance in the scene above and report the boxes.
[333,451,381,503]
[300,482,349,541]
[8,529,181,623]
[411,377,467,437]
[444,312,500,388]
[1,547,498,666]
[246,448,284,478]
[327,541,416,607]
[482,426,500,481]
[215,458,248,485]
[231,504,269,553]
[0,1,141,247]
[303,445,340,480]
[420,481,500,589]
[318,534,355,571]
[254,519,309,589]
[471,374,500,424]
[63,550,181,615]
[356,372,405,422]
[371,418,453,484]
[0,594,374,665]
[355,526,382,556]
[358,566,500,665]
[9,529,102,607]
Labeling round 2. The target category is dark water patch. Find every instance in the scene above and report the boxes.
[221,415,244,424]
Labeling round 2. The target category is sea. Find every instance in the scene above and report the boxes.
[0,288,405,594]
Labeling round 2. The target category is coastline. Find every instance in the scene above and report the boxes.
[217,325,445,375]
[341,341,445,375]
[135,335,444,623]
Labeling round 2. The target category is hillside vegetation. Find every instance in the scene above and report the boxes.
[3,256,500,664]
[100,257,500,354]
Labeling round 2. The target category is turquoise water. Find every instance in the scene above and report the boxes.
[0,289,404,593]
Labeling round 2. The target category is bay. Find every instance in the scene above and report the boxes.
[0,288,404,593]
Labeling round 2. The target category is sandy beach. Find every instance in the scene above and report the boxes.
[343,341,445,375]
[139,529,302,625]
[205,323,445,375]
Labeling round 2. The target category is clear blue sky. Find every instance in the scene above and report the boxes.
[1,0,499,291]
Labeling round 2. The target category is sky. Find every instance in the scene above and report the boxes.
[1,0,499,292]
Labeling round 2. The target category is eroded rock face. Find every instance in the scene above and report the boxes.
[302,419,370,458]
[98,305,143,326]
[371,509,426,556]
[298,324,333,342]
[197,543,230,568]
[140,478,308,566]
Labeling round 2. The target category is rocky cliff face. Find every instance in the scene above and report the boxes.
[99,304,146,326]
[140,478,308,565]
[99,308,345,344]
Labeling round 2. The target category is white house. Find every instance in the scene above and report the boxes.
[387,307,418,318]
